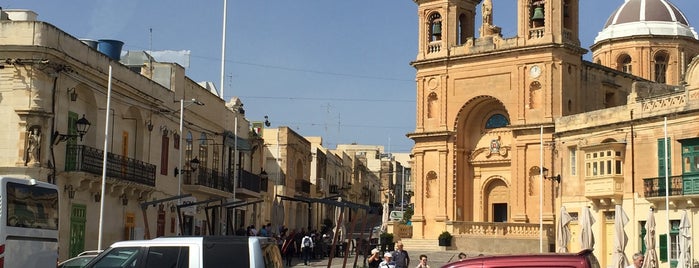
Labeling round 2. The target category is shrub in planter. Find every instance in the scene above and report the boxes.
[438,231,452,246]
[380,232,395,252]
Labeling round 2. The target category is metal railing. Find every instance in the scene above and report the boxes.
[643,175,685,197]
[65,145,156,186]
[238,169,261,193]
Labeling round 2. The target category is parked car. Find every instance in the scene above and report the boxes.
[441,249,600,268]
[84,236,283,268]
[58,250,102,268]
[389,211,404,221]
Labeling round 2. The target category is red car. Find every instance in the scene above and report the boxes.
[442,249,600,268]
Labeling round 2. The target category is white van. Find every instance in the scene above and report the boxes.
[389,211,404,222]
[84,236,282,268]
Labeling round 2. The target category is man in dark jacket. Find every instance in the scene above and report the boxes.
[392,241,409,268]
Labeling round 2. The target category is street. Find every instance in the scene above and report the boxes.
[285,250,463,268]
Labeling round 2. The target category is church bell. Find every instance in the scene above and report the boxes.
[432,22,442,35]
[531,6,545,21]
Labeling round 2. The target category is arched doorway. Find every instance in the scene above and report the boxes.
[483,178,509,222]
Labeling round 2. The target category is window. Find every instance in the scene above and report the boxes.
[145,247,189,268]
[160,135,169,175]
[618,54,632,74]
[458,14,467,45]
[584,148,624,178]
[655,52,668,83]
[91,247,141,268]
[185,132,193,167]
[658,138,672,177]
[570,148,577,176]
[659,220,680,265]
[429,13,442,42]
[198,133,208,170]
[681,138,699,174]
[485,114,509,129]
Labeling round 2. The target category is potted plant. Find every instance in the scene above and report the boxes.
[380,232,395,252]
[438,231,452,247]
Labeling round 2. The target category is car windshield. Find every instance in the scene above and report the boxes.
[90,247,141,268]
[60,256,96,268]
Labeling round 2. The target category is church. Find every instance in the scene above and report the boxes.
[408,0,699,265]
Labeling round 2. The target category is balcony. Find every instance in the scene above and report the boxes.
[184,167,232,197]
[584,175,624,205]
[237,169,262,198]
[184,168,263,198]
[65,145,155,187]
[296,179,311,195]
[643,175,699,207]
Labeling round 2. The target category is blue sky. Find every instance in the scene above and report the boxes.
[4,0,698,153]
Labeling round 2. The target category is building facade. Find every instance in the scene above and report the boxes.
[408,0,699,260]
[0,11,265,260]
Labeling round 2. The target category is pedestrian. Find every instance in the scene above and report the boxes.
[301,233,314,265]
[415,254,429,268]
[282,234,297,267]
[260,225,268,237]
[379,252,396,268]
[626,253,644,268]
[368,248,381,268]
[392,241,410,268]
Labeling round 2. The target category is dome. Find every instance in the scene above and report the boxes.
[594,0,698,44]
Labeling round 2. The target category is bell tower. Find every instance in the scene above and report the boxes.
[518,0,580,46]
[415,0,480,61]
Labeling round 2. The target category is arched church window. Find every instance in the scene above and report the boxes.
[617,54,632,74]
[654,52,668,83]
[485,114,509,129]
[458,13,467,45]
[427,92,438,118]
[429,13,442,42]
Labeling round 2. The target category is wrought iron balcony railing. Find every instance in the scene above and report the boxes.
[185,167,232,193]
[238,169,261,193]
[184,168,262,194]
[65,145,156,187]
[643,175,685,197]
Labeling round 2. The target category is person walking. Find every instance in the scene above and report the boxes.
[626,253,644,268]
[282,234,297,267]
[392,241,410,268]
[368,248,381,268]
[301,233,314,265]
[415,254,430,268]
[380,252,396,268]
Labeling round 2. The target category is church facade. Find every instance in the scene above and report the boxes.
[408,0,699,264]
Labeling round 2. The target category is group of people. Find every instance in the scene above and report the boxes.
[367,241,424,268]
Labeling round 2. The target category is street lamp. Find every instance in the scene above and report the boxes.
[52,114,91,144]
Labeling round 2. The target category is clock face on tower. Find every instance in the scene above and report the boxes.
[530,65,542,78]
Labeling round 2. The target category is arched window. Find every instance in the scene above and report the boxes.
[530,1,545,28]
[485,114,509,129]
[185,132,193,166]
[654,52,668,83]
[617,54,632,74]
[458,13,467,45]
[429,13,442,42]
[198,133,208,170]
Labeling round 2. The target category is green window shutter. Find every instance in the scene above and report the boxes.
[658,138,671,177]
[659,234,667,262]
[640,222,647,254]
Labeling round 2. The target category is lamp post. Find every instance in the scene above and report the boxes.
[176,98,204,234]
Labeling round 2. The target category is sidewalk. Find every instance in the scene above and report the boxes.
[287,250,466,268]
